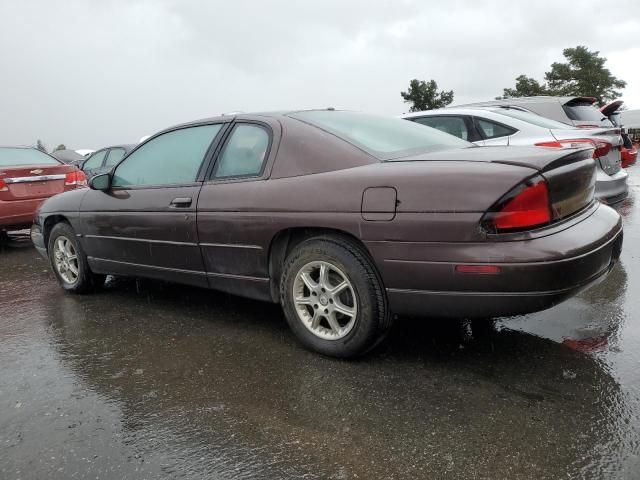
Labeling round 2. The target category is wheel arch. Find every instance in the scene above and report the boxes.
[267,227,379,302]
[43,214,71,251]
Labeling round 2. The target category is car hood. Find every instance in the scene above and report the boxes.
[391,145,593,172]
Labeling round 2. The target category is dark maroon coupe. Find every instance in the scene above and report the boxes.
[32,110,623,357]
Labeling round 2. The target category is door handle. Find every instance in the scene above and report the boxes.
[170,197,192,208]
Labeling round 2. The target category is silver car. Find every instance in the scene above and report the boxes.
[453,96,613,129]
[402,107,627,204]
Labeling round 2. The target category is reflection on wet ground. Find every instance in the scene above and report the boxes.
[2,176,640,479]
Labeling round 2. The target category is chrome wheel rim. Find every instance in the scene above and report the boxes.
[292,261,358,340]
[53,236,79,285]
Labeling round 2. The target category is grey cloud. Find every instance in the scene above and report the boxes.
[0,0,638,150]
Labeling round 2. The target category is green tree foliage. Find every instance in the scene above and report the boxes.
[36,140,47,153]
[401,79,454,112]
[54,144,66,152]
[501,75,549,98]
[501,46,626,104]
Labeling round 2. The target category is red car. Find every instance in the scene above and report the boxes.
[601,100,637,168]
[0,146,87,234]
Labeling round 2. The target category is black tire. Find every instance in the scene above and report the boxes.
[47,222,105,293]
[280,236,391,358]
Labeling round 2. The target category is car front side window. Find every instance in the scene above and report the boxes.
[104,148,126,167]
[111,125,222,187]
[83,150,107,170]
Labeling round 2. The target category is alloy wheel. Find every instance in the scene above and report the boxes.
[53,236,79,285]
[292,260,358,340]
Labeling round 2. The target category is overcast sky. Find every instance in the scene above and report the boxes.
[1,0,639,150]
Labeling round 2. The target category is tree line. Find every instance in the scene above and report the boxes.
[401,46,626,112]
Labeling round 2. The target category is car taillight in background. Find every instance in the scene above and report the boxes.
[482,176,552,233]
[535,139,611,158]
[0,178,7,192]
[64,170,87,187]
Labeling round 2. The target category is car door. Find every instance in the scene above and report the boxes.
[410,115,483,144]
[81,149,108,178]
[196,119,280,300]
[79,123,227,287]
[473,117,517,145]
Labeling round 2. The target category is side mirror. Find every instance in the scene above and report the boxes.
[88,173,111,191]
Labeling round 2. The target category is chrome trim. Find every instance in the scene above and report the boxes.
[4,174,66,184]
[200,242,262,250]
[206,271,269,282]
[84,234,198,247]
[87,257,206,276]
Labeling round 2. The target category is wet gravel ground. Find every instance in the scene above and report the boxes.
[2,176,640,480]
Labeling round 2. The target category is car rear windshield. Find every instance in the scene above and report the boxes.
[0,148,60,167]
[563,102,611,125]
[289,110,472,159]
[491,108,571,129]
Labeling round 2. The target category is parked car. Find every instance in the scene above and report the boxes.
[50,149,87,167]
[601,100,637,168]
[31,111,622,357]
[81,144,136,177]
[0,146,87,233]
[402,107,628,204]
[455,96,613,128]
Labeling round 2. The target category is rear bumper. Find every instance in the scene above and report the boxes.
[368,203,623,319]
[595,168,628,204]
[0,197,45,230]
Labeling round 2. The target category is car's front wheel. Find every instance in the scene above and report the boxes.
[48,222,104,293]
[280,237,391,358]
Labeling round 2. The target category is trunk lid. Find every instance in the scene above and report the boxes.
[396,145,596,221]
[550,127,622,176]
[0,164,77,201]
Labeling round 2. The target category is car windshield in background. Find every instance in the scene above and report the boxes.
[492,108,572,129]
[0,148,60,167]
[289,110,472,160]
[563,102,612,125]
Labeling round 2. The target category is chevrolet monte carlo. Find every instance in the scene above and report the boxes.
[32,110,623,357]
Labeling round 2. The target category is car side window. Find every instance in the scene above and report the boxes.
[104,148,126,167]
[475,118,517,139]
[83,150,107,170]
[112,125,222,187]
[214,124,270,178]
[412,116,469,141]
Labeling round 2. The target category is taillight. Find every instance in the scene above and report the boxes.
[482,176,552,233]
[64,170,87,187]
[535,139,611,158]
[0,178,7,192]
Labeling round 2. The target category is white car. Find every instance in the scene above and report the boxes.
[402,107,628,204]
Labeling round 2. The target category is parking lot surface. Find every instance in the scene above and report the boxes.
[1,174,640,479]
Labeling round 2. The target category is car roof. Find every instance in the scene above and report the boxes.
[452,96,597,108]
[402,107,512,118]
[160,109,337,132]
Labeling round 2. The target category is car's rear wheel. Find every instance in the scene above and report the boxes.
[280,237,391,358]
[48,222,104,293]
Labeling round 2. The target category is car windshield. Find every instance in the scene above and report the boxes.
[289,110,472,159]
[0,147,60,167]
[491,108,572,129]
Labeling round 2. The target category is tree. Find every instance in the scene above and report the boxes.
[501,46,626,104]
[53,144,66,152]
[544,46,626,104]
[501,75,549,98]
[401,79,454,112]
[36,140,47,153]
